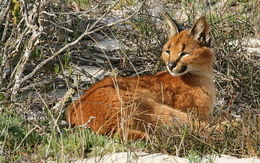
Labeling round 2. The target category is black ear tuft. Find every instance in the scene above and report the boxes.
[163,12,182,38]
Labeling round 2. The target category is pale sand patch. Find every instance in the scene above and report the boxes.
[74,152,260,163]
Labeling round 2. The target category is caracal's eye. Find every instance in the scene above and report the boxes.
[179,52,189,57]
[165,49,171,56]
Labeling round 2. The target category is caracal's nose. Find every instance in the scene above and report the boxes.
[168,62,177,70]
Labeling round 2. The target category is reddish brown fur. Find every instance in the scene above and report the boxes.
[66,17,216,140]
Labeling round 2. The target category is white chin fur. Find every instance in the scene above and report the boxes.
[166,65,190,77]
[169,71,187,76]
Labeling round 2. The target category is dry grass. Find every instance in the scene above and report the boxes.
[149,112,259,158]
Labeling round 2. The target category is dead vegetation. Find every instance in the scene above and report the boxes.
[150,111,260,158]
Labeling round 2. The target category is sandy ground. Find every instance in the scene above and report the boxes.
[75,152,260,163]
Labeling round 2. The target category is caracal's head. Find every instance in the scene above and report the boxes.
[162,14,214,77]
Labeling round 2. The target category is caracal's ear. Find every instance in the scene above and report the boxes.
[163,12,181,38]
[190,16,210,46]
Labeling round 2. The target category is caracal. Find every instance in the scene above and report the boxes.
[67,15,216,140]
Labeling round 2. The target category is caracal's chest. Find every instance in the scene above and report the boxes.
[152,73,215,112]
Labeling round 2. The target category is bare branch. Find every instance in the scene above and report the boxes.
[0,0,11,42]
[52,88,75,112]
[10,0,43,100]
[0,0,10,25]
